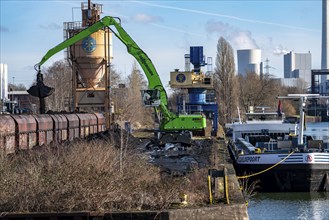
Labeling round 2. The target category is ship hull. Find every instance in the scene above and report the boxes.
[235,162,329,192]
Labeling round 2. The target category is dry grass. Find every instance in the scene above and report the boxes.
[238,177,260,202]
[0,137,209,212]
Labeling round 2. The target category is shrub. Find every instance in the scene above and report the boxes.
[0,138,208,212]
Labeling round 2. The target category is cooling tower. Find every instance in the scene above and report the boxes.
[237,49,262,76]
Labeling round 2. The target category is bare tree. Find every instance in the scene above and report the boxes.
[167,88,183,113]
[109,65,122,88]
[98,65,122,88]
[42,60,72,112]
[283,78,308,94]
[213,37,237,124]
[276,82,308,116]
[237,72,281,114]
[110,61,154,172]
[113,61,153,128]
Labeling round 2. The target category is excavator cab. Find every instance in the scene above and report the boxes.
[141,89,161,107]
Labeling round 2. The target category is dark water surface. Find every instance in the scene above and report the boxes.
[248,192,329,220]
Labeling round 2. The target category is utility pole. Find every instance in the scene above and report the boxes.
[11,76,15,114]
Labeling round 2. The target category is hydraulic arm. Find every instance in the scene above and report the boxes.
[32,16,206,132]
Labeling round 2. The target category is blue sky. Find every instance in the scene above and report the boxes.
[0,0,323,89]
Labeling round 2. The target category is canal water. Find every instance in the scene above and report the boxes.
[248,192,329,220]
[248,122,329,219]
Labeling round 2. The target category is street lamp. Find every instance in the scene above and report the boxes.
[11,76,15,114]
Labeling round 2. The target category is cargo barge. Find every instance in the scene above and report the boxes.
[228,94,329,192]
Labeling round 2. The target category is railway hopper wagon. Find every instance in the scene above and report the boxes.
[0,113,106,154]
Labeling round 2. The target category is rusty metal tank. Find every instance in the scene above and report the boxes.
[71,29,111,88]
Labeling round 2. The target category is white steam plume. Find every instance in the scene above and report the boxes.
[206,20,259,49]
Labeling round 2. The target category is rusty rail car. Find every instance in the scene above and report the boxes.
[0,113,106,154]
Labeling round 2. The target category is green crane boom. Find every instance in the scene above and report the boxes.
[34,16,206,133]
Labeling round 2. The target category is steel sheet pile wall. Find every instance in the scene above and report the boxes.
[0,113,106,154]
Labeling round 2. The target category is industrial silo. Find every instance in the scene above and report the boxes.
[64,1,113,128]
[0,63,8,102]
[70,30,110,88]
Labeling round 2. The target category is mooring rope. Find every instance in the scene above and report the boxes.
[236,150,295,179]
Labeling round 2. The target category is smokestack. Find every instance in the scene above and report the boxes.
[322,0,329,81]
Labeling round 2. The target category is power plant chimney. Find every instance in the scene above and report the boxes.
[322,0,329,82]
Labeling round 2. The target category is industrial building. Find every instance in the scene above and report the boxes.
[170,46,218,136]
[283,51,312,87]
[237,49,262,76]
[0,63,36,113]
[7,90,35,113]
